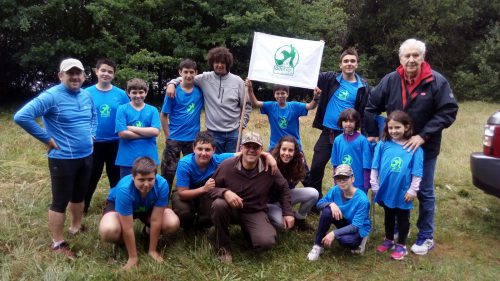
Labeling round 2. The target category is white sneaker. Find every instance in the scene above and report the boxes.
[307,245,324,261]
[411,238,434,255]
[351,236,368,254]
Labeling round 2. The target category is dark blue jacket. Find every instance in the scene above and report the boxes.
[364,69,458,160]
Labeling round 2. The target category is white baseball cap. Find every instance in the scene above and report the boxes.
[59,58,84,72]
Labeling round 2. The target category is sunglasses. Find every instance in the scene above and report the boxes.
[334,175,352,182]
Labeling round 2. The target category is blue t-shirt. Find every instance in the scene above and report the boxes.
[176,153,234,188]
[161,85,203,141]
[107,174,169,216]
[260,101,308,150]
[115,103,161,166]
[317,185,371,238]
[372,140,424,210]
[323,75,362,130]
[86,85,129,142]
[13,84,96,159]
[331,133,372,190]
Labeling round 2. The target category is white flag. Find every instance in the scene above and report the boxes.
[248,32,324,89]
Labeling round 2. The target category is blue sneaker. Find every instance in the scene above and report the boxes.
[376,239,394,253]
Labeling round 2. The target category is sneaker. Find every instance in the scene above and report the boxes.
[307,245,324,261]
[376,239,394,253]
[295,219,314,232]
[351,236,368,254]
[390,244,408,260]
[217,247,233,263]
[51,241,76,260]
[411,238,434,255]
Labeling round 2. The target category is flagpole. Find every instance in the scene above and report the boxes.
[235,86,249,152]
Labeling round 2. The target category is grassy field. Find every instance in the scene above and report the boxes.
[1,101,499,280]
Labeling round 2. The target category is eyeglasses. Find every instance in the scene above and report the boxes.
[334,175,352,182]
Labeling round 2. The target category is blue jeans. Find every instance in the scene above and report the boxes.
[416,157,437,240]
[314,207,362,249]
[208,129,239,154]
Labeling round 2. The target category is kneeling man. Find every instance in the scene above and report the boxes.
[208,132,294,263]
[99,157,180,269]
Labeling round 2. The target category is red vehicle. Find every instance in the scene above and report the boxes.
[470,111,500,198]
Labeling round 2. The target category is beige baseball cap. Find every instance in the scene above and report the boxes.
[241,131,263,147]
[334,164,353,177]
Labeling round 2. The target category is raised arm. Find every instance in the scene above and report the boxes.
[305,87,321,110]
[245,79,263,108]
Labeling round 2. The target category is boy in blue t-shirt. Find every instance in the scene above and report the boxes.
[99,157,180,270]
[307,164,371,261]
[160,59,204,188]
[115,78,161,178]
[245,80,321,151]
[84,58,130,213]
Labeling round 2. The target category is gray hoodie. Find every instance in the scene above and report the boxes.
[170,71,251,132]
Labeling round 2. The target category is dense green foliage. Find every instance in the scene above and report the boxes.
[1,0,499,102]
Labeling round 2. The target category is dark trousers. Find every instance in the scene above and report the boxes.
[383,205,411,245]
[171,190,213,230]
[160,139,194,189]
[314,207,362,249]
[211,198,277,252]
[49,155,92,213]
[309,129,342,198]
[85,141,120,213]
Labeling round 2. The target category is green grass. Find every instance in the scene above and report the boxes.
[1,101,499,280]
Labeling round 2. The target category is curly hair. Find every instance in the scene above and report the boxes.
[207,46,233,71]
[271,136,305,183]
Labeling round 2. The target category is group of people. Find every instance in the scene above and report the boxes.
[13,38,458,268]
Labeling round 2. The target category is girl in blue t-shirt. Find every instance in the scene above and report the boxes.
[331,108,372,193]
[371,110,423,260]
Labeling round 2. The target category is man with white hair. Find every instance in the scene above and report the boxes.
[14,58,96,259]
[364,39,458,255]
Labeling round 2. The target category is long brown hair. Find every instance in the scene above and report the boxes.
[271,136,305,183]
[382,110,414,141]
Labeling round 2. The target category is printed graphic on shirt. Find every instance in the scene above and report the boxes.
[99,104,111,117]
[134,121,143,127]
[279,117,288,129]
[136,206,146,213]
[187,102,195,114]
[338,90,349,101]
[390,157,403,172]
[342,154,353,166]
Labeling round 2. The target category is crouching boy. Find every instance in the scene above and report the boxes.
[99,157,180,269]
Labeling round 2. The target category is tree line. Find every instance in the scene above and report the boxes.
[1,0,498,103]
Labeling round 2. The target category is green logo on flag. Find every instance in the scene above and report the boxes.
[273,44,299,76]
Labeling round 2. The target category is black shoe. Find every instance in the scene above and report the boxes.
[295,219,314,232]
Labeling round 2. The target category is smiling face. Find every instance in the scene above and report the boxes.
[400,46,424,79]
[387,119,409,141]
[128,89,147,107]
[95,64,115,85]
[133,172,156,195]
[279,141,295,164]
[334,175,355,190]
[58,68,85,91]
[179,67,197,87]
[241,142,263,169]
[193,141,215,168]
[213,61,227,75]
[274,89,288,106]
[339,55,358,76]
